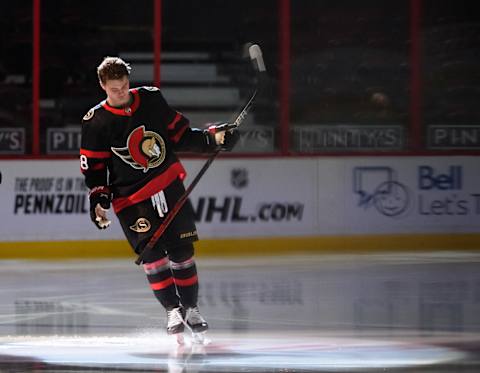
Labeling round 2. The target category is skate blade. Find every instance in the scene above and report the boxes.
[191,331,210,345]
[171,333,185,345]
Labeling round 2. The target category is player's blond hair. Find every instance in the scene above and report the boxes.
[97,57,131,84]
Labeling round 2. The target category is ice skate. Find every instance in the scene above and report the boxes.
[185,306,209,344]
[166,306,185,344]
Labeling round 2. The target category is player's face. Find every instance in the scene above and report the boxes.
[101,76,130,107]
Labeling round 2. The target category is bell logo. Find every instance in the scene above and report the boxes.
[129,218,151,233]
[418,165,462,190]
[353,166,410,217]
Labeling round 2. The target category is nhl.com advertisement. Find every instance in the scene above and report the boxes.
[191,169,304,224]
[185,158,314,238]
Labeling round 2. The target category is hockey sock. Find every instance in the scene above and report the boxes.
[169,244,198,308]
[142,255,179,309]
[171,257,198,308]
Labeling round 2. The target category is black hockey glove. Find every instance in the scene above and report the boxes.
[220,129,240,151]
[205,122,240,152]
[89,186,112,229]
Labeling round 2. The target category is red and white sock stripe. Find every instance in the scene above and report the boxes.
[143,257,170,275]
[170,257,195,271]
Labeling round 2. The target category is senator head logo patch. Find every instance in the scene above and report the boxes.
[129,218,151,233]
[111,125,166,172]
[83,108,94,121]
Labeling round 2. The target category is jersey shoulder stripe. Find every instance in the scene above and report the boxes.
[80,148,111,159]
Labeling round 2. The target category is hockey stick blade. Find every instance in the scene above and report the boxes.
[215,45,266,132]
[249,44,266,73]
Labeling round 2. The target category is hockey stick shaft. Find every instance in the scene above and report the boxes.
[135,45,266,265]
[135,96,253,265]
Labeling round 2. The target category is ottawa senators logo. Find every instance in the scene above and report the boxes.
[111,125,166,172]
[83,108,94,121]
[129,218,151,233]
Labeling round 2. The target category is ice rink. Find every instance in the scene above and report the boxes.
[0,251,479,372]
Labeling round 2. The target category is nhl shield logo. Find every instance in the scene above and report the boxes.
[111,125,166,172]
[231,168,248,189]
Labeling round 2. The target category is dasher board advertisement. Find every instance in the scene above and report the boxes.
[0,158,317,241]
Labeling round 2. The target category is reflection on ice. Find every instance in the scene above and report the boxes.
[0,332,467,372]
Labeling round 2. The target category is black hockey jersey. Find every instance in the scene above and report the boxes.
[80,87,216,214]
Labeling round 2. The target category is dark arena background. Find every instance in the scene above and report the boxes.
[1,1,480,372]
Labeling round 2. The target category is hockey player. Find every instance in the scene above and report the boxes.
[80,56,239,339]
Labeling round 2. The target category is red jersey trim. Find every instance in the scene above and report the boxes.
[112,161,187,213]
[91,163,106,171]
[167,112,182,130]
[80,149,111,159]
[102,89,140,116]
[171,124,188,144]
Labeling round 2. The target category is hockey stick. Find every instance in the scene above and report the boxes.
[135,44,266,265]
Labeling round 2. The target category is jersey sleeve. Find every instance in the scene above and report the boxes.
[167,111,218,153]
[147,87,217,153]
[79,110,111,189]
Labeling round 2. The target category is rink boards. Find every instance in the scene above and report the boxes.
[0,156,479,258]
